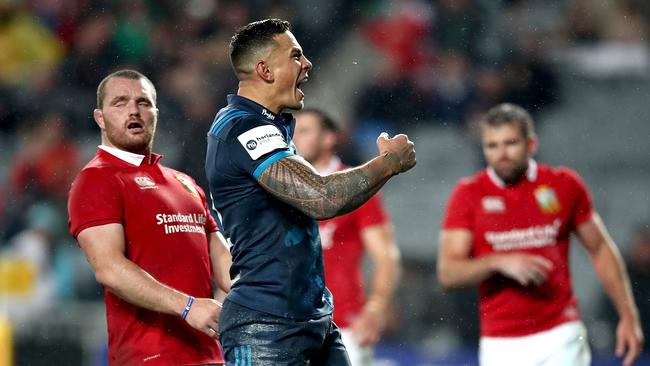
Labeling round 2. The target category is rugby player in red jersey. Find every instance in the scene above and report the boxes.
[438,103,643,366]
[68,70,231,365]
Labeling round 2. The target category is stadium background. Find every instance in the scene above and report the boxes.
[0,0,649,365]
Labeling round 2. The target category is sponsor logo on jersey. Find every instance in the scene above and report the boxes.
[155,211,207,235]
[482,196,505,213]
[485,219,562,251]
[237,125,289,160]
[261,108,275,120]
[134,176,158,189]
[175,174,199,198]
[534,185,561,214]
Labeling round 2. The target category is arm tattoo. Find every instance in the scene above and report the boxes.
[258,156,392,220]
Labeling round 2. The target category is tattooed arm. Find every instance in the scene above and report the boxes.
[258,133,415,220]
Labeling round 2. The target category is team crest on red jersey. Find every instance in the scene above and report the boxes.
[134,176,158,189]
[534,185,561,214]
[175,174,199,198]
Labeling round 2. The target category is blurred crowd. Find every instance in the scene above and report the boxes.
[1,0,649,361]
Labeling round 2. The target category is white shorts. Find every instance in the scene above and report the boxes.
[479,321,591,366]
[340,328,374,366]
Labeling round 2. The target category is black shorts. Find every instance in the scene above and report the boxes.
[219,299,351,366]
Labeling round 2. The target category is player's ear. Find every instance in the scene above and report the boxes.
[527,135,538,156]
[93,109,105,130]
[255,60,274,83]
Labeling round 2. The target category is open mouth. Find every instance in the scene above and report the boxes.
[127,121,144,132]
[296,77,308,98]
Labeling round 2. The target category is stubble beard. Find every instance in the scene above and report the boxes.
[105,119,156,155]
[497,161,528,185]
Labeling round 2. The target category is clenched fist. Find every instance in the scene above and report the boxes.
[376,132,416,175]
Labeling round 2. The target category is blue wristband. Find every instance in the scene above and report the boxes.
[181,296,195,320]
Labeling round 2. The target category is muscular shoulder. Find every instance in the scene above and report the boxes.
[544,165,586,187]
[454,171,485,193]
[72,163,118,191]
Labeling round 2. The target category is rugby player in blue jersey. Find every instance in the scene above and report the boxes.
[205,19,416,365]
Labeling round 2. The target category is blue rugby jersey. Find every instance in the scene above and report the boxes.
[205,95,333,319]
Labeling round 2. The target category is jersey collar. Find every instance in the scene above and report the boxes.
[98,145,161,166]
[487,158,538,188]
[227,94,295,128]
[318,156,342,175]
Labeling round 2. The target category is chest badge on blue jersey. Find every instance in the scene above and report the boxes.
[175,174,199,198]
[534,185,561,214]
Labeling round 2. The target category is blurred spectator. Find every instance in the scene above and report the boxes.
[60,11,115,92]
[362,0,433,75]
[561,0,650,77]
[1,202,62,322]
[427,51,475,125]
[434,0,481,61]
[112,0,153,65]
[8,112,79,202]
[0,2,64,87]
[3,112,80,240]
[564,0,604,45]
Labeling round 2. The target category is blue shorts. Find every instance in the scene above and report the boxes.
[219,299,351,366]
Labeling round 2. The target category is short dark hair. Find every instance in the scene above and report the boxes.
[479,103,535,138]
[230,19,291,79]
[96,69,157,109]
[300,108,339,132]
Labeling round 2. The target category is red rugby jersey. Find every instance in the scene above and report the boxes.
[68,147,223,365]
[442,161,594,337]
[319,158,390,328]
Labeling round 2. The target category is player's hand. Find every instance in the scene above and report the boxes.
[349,305,386,346]
[615,315,644,366]
[376,132,416,175]
[183,297,222,339]
[493,253,553,286]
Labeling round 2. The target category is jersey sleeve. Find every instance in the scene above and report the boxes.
[67,167,124,238]
[354,193,390,229]
[226,117,296,180]
[442,180,474,230]
[561,168,595,227]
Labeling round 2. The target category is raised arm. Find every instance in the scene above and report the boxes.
[77,224,222,339]
[258,133,416,220]
[576,214,644,366]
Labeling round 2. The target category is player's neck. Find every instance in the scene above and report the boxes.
[238,83,281,114]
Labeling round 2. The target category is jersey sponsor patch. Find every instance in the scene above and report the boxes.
[134,176,158,189]
[237,125,288,160]
[534,185,561,214]
[484,219,562,251]
[482,196,505,213]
